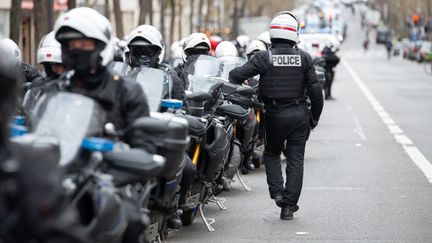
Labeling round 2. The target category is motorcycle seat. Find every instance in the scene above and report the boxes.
[216,104,248,121]
[181,114,205,137]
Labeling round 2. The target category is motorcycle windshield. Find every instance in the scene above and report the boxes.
[188,75,222,94]
[218,56,246,80]
[107,61,130,76]
[32,92,105,166]
[184,55,223,78]
[127,67,169,112]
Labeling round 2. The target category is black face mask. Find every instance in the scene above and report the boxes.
[67,49,103,87]
[43,63,60,79]
[68,49,97,76]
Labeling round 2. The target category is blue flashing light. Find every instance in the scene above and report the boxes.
[10,124,28,137]
[13,116,26,126]
[81,137,115,152]
[161,99,183,109]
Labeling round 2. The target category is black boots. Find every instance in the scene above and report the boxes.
[167,212,183,229]
[280,207,293,220]
[274,195,298,220]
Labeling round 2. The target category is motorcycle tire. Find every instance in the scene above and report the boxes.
[180,181,202,226]
[224,143,242,180]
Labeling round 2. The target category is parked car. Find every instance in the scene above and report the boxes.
[416,41,432,63]
[376,26,390,44]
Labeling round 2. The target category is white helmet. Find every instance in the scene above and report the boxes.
[54,7,115,67]
[246,40,267,56]
[182,33,211,61]
[269,11,300,44]
[0,39,22,80]
[37,31,62,64]
[214,41,238,58]
[236,35,250,48]
[257,31,271,45]
[126,25,164,64]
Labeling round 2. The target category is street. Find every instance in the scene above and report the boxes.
[170,10,432,243]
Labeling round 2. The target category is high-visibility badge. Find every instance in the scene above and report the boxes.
[272,55,301,67]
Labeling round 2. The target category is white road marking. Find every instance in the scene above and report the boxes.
[394,134,413,145]
[342,58,432,184]
[403,146,432,183]
[388,125,404,134]
[353,115,367,140]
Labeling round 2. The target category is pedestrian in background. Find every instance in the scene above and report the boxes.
[385,38,393,60]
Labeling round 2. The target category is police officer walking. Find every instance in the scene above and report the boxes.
[229,11,323,220]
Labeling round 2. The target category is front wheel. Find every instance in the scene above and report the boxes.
[180,181,203,226]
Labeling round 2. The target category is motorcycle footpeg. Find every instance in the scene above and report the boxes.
[144,222,159,242]
[181,193,201,210]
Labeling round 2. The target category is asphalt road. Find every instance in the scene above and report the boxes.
[169,7,432,243]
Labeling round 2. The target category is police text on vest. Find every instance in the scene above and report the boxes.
[272,55,301,67]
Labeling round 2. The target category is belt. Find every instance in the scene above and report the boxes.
[264,97,306,106]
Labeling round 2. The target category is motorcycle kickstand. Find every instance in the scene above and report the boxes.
[208,195,227,210]
[199,204,216,232]
[236,169,252,191]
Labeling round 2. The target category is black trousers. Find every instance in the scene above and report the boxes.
[324,70,334,98]
[263,102,310,207]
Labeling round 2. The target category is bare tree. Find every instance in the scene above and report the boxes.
[34,0,50,50]
[113,0,124,37]
[104,0,111,21]
[169,0,176,45]
[139,0,147,25]
[189,0,194,33]
[205,0,211,29]
[149,0,154,25]
[68,0,76,9]
[197,0,204,30]
[160,0,166,40]
[230,0,239,39]
[9,0,22,44]
[179,0,183,40]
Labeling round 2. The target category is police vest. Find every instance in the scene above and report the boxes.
[259,47,305,99]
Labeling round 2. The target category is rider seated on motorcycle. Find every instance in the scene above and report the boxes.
[126,25,194,229]
[126,25,186,101]
[23,31,66,118]
[174,32,212,89]
[49,7,156,153]
[0,39,88,243]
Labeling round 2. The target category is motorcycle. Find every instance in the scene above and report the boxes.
[127,67,189,241]
[20,91,167,243]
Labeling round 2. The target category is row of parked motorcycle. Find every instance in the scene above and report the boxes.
[12,49,274,242]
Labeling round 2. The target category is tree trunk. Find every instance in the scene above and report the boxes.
[160,0,166,40]
[230,0,239,39]
[178,0,183,40]
[113,0,124,37]
[197,0,204,30]
[189,0,194,34]
[169,0,176,46]
[239,0,247,18]
[205,0,211,29]
[104,0,111,21]
[139,0,146,25]
[149,0,154,25]
[34,0,50,50]
[9,0,22,44]
[68,0,76,9]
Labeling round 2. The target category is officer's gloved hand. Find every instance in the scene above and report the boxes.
[310,118,318,130]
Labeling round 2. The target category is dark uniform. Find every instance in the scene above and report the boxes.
[229,42,323,209]
[44,69,156,153]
